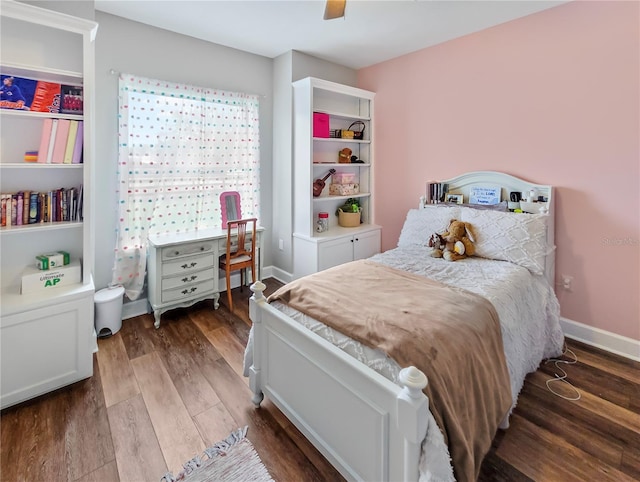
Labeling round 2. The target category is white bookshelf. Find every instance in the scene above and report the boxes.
[0,0,97,409]
[292,77,381,278]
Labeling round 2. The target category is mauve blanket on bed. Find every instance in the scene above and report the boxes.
[268,259,512,482]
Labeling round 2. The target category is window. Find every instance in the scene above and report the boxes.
[113,73,260,299]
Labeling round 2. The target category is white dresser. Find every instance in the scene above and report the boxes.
[147,227,264,328]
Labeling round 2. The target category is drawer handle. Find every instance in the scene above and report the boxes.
[181,275,198,283]
[180,262,198,269]
[200,246,205,251]
[181,287,198,295]
[174,251,180,256]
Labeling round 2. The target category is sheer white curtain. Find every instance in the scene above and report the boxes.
[113,73,260,300]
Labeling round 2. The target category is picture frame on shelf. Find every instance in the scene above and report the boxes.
[446,193,464,204]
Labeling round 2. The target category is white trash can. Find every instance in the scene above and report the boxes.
[95,285,125,338]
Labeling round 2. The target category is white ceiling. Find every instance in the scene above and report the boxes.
[95,0,568,69]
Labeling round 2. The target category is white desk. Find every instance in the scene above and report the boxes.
[147,227,264,328]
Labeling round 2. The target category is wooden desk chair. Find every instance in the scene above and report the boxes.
[219,218,257,311]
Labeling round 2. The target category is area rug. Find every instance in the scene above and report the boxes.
[160,426,273,482]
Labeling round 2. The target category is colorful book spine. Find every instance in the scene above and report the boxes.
[51,119,70,164]
[1,194,8,226]
[38,118,53,163]
[16,192,23,225]
[30,81,61,113]
[46,119,59,164]
[72,121,83,164]
[22,190,30,222]
[5,194,12,227]
[28,192,39,224]
[38,193,46,223]
[10,195,17,226]
[63,120,79,164]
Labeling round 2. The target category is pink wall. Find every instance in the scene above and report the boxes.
[358,1,639,341]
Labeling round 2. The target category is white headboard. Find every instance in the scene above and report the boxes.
[419,171,555,285]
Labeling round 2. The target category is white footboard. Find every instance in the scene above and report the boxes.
[249,282,429,482]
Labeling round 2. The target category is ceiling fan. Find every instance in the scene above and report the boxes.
[324,0,346,20]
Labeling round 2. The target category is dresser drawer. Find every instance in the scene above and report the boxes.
[162,268,214,290]
[162,241,215,260]
[162,254,215,276]
[162,278,216,304]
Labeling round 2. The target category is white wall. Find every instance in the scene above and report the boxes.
[23,0,95,20]
[94,12,273,292]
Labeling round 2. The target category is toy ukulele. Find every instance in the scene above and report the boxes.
[312,169,336,197]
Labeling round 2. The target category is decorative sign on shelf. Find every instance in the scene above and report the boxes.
[469,186,501,205]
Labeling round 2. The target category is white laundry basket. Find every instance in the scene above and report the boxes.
[94,285,125,338]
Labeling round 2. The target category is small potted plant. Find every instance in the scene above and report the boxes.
[336,198,362,227]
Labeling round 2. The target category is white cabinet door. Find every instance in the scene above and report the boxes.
[1,291,94,409]
[317,228,381,272]
[353,229,381,261]
[318,236,355,271]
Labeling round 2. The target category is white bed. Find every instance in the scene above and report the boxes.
[245,172,564,481]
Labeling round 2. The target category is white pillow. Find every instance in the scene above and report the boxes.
[460,207,548,275]
[398,206,461,247]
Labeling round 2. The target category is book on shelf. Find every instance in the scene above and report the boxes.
[60,85,83,115]
[28,192,39,224]
[10,194,17,225]
[38,193,46,223]
[16,192,23,225]
[46,119,59,164]
[63,120,79,164]
[51,119,70,164]
[0,74,61,113]
[37,118,53,163]
[1,194,9,226]
[22,190,30,222]
[72,121,84,164]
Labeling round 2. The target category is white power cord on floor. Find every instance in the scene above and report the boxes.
[545,344,581,401]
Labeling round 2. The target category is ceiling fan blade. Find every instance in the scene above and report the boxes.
[324,0,346,20]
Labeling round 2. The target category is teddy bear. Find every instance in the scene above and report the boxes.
[429,219,476,261]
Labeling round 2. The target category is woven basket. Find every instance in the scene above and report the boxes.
[338,208,361,227]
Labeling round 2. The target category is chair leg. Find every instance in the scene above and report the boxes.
[226,267,233,311]
[240,268,244,292]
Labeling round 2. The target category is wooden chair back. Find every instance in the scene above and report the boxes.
[220,218,257,311]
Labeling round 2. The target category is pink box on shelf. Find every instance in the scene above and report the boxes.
[332,172,356,184]
[313,112,329,138]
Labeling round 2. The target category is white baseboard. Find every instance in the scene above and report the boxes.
[122,297,150,319]
[560,317,640,362]
[267,265,293,284]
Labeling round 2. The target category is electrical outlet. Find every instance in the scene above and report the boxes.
[278,238,284,251]
[562,275,573,291]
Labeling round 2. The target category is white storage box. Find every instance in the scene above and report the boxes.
[21,259,81,294]
[329,183,360,196]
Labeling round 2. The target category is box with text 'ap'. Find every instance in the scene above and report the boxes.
[22,259,81,294]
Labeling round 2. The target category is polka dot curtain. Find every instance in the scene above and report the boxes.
[113,73,260,300]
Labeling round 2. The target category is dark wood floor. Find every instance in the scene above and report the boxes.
[1,278,639,482]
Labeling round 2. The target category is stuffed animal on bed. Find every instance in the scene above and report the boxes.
[429,219,476,261]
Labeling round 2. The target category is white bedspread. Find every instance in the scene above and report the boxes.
[244,247,564,482]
